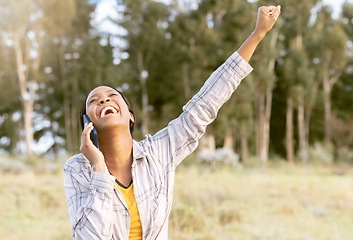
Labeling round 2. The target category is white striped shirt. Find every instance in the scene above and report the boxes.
[63,51,253,239]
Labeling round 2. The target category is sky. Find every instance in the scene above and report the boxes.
[323,0,353,18]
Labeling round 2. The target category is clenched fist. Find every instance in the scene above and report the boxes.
[254,5,281,37]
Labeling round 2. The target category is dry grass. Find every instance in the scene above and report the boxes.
[170,164,353,240]
[0,171,71,240]
[0,161,352,239]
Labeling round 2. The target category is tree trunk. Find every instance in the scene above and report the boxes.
[322,51,347,145]
[323,72,332,145]
[13,31,34,156]
[259,29,278,164]
[18,114,25,153]
[240,131,249,163]
[324,91,332,143]
[297,94,308,163]
[304,80,320,162]
[137,51,149,135]
[286,96,294,163]
[261,69,274,164]
[304,103,313,159]
[223,129,234,150]
[182,62,191,101]
[23,86,35,155]
[59,44,73,152]
[72,58,79,150]
[255,91,265,159]
[199,133,215,152]
[322,52,333,145]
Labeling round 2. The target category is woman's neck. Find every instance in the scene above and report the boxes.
[97,128,133,186]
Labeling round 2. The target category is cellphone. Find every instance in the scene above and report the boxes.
[83,114,99,148]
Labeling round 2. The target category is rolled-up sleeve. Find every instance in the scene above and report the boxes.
[63,156,116,239]
[147,51,253,168]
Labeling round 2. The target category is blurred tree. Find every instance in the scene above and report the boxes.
[0,34,22,153]
[279,0,319,162]
[118,0,171,135]
[0,0,43,156]
[40,0,80,153]
[249,0,283,164]
[330,2,353,149]
[168,0,221,151]
[165,0,256,156]
[218,78,255,162]
[0,0,100,156]
[341,1,353,38]
[40,0,105,154]
[309,5,349,145]
[1,0,352,162]
[211,0,256,161]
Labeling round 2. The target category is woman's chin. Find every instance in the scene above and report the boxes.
[97,120,128,132]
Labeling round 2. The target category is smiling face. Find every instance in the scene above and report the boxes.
[84,86,134,134]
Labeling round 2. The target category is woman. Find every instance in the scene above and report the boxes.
[63,5,281,240]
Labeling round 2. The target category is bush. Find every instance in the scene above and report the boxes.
[0,156,29,174]
[197,148,239,169]
[336,147,353,163]
[309,142,334,164]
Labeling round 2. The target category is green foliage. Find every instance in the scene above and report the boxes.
[0,0,352,162]
[332,66,353,120]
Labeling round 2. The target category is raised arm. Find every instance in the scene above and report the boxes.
[238,5,281,62]
[145,5,281,169]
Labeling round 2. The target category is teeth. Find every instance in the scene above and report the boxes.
[100,106,118,118]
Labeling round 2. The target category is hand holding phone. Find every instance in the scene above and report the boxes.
[80,114,105,172]
[83,114,99,148]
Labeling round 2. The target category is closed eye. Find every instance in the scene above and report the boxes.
[89,98,97,104]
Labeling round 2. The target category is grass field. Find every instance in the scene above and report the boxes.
[0,160,352,240]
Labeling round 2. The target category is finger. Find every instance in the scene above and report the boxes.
[261,6,276,16]
[277,5,281,13]
[82,122,93,142]
[86,124,94,137]
[259,6,268,15]
[268,6,276,13]
[83,122,93,132]
[84,121,92,127]
[272,5,281,20]
[268,6,280,16]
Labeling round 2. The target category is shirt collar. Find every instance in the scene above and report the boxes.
[132,140,145,161]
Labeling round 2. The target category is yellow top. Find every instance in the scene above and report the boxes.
[116,181,142,240]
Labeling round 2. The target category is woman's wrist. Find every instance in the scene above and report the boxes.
[92,161,105,172]
[237,29,267,62]
[251,30,266,42]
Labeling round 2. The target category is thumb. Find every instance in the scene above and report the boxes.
[272,5,281,19]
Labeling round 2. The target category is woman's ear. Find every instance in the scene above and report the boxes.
[130,113,135,123]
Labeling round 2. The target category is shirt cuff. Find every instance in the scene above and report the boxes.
[90,171,115,195]
[226,51,253,80]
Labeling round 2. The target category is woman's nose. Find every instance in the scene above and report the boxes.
[99,97,111,105]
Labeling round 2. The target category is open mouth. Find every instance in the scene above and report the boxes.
[100,106,119,118]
